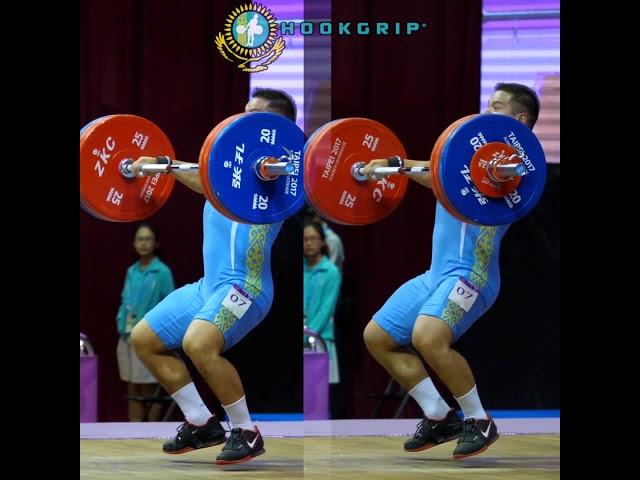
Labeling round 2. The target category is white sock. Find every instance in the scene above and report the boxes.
[455,385,488,420]
[408,377,451,420]
[171,382,213,426]
[223,395,255,431]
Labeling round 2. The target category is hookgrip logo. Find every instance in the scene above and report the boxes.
[215,2,427,72]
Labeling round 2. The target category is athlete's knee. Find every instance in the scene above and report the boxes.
[363,320,394,355]
[131,320,155,356]
[182,336,208,360]
[411,327,448,362]
[182,325,223,361]
[363,320,379,351]
[131,320,168,358]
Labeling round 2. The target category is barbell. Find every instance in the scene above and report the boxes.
[80,112,305,224]
[304,114,546,226]
[80,112,546,226]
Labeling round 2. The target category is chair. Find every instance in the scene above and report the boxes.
[80,332,95,356]
[368,377,413,419]
[368,345,425,419]
[125,384,178,422]
[303,326,328,352]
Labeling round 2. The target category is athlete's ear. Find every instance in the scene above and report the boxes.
[514,111,528,125]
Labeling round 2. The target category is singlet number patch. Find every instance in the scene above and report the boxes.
[222,284,253,318]
[447,278,479,312]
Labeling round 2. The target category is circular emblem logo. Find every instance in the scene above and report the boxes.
[233,11,269,48]
[224,3,278,57]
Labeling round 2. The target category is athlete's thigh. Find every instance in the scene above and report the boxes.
[145,281,205,349]
[195,282,271,352]
[372,274,432,346]
[420,275,497,341]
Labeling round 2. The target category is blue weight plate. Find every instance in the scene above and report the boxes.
[439,113,546,225]
[208,112,305,224]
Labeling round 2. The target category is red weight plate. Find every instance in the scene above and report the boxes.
[199,113,246,222]
[80,194,109,221]
[80,116,116,221]
[80,115,176,222]
[302,119,351,224]
[469,142,522,198]
[304,118,407,226]
[430,115,477,223]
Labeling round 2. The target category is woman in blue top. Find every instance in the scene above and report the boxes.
[116,222,174,421]
[303,221,342,385]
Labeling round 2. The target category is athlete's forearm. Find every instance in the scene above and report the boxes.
[402,159,433,189]
[169,160,204,194]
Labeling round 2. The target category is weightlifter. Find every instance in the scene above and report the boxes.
[128,88,297,465]
[362,83,540,459]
